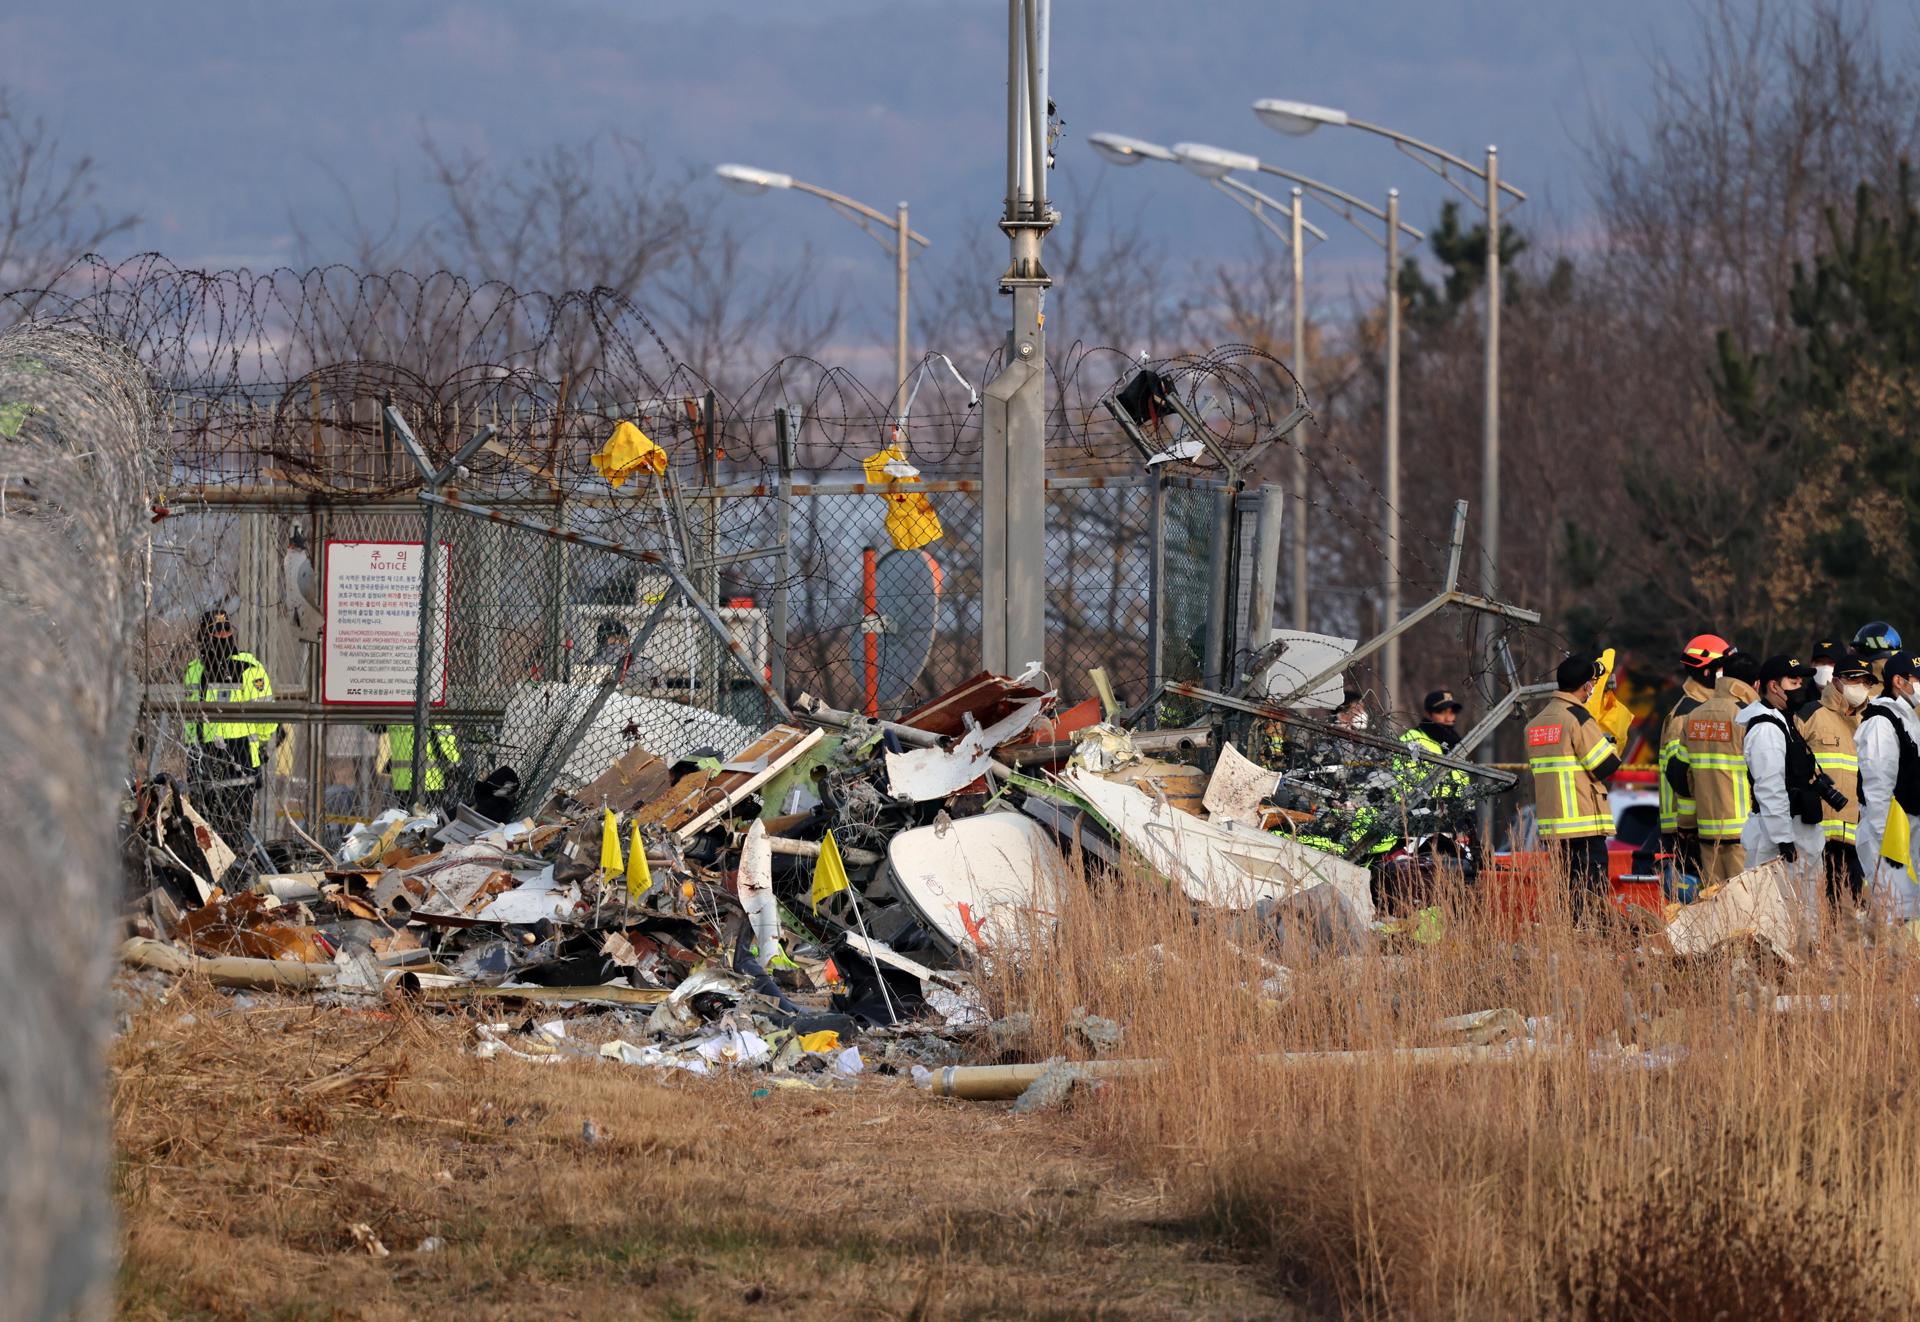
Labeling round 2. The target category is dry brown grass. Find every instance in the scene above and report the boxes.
[981,857,1920,1319]
[110,981,1292,1320]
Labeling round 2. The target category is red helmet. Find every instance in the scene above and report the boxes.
[1682,633,1732,669]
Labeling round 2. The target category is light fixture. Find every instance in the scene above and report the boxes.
[1086,132,1175,167]
[1251,99,1350,136]
[714,163,794,196]
[1170,142,1260,180]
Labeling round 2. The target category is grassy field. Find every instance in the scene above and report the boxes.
[982,865,1920,1318]
[114,862,1920,1319]
[110,982,1290,1320]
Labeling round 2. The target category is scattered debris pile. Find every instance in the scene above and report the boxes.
[118,668,1805,1090]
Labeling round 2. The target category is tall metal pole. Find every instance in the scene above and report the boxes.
[1481,146,1500,600]
[1289,186,1309,631]
[895,202,911,396]
[1382,187,1403,717]
[982,0,1052,676]
[1476,145,1503,810]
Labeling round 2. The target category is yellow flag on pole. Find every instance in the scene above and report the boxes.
[599,807,624,874]
[811,829,851,912]
[626,820,652,899]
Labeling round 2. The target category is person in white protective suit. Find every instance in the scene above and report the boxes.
[1738,655,1828,937]
[1855,651,1920,919]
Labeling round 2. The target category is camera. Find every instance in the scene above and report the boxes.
[1812,772,1848,812]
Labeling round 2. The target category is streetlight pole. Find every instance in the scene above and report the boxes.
[714,164,931,397]
[1383,187,1403,717]
[1087,132,1333,631]
[895,201,911,406]
[1251,99,1524,630]
[1106,136,1424,702]
[1288,187,1308,632]
[1480,148,1500,601]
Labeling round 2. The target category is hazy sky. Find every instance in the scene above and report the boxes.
[0,1,1821,359]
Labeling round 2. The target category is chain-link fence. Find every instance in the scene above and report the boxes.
[127,471,1261,849]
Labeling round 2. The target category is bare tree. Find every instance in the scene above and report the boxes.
[0,89,138,319]
[1582,0,1920,646]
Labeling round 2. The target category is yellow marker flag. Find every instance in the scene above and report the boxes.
[861,443,943,550]
[811,829,851,912]
[599,807,624,874]
[591,420,668,489]
[626,820,652,899]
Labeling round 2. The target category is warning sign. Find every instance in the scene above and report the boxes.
[322,540,451,705]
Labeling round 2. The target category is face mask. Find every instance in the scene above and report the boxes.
[1841,682,1872,707]
[1350,712,1370,732]
[1814,664,1834,687]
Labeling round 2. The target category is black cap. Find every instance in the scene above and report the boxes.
[1884,651,1919,685]
[1833,653,1875,681]
[1758,655,1816,685]
[1423,689,1464,714]
[1811,640,1844,663]
[1555,651,1603,692]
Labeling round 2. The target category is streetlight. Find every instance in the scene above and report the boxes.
[1087,130,1327,633]
[1251,99,1525,614]
[714,163,931,397]
[1172,142,1424,716]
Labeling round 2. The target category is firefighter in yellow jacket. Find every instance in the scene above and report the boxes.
[1681,650,1762,885]
[1525,652,1622,920]
[1660,634,1730,887]
[1799,652,1872,902]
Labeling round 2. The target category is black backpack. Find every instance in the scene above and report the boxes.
[1744,709,1824,824]
[1860,704,1920,816]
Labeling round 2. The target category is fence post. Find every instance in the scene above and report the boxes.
[702,389,722,712]
[771,407,794,704]
[409,498,438,800]
[1241,483,1285,688]
[1147,475,1166,715]
[1202,479,1237,690]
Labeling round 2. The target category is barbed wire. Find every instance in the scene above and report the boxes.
[4,256,1316,497]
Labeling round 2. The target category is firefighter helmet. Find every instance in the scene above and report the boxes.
[1681,633,1732,669]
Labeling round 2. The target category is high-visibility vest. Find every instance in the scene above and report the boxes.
[1681,677,1757,841]
[182,653,276,767]
[1659,676,1714,832]
[1524,693,1615,838]
[386,723,460,792]
[1798,691,1862,845]
[1398,727,1471,803]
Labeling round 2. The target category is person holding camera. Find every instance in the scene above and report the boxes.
[1739,655,1831,936]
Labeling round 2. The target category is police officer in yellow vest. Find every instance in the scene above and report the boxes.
[182,608,280,846]
[383,723,461,801]
[1680,650,1762,885]
[1524,653,1622,920]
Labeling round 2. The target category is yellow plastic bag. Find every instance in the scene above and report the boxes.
[1888,805,1910,869]
[591,420,668,489]
[1585,646,1633,756]
[861,444,943,550]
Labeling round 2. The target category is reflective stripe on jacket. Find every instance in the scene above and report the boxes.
[1525,692,1615,838]
[1798,686,1862,844]
[1682,675,1758,841]
[1659,676,1713,832]
[183,653,276,767]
